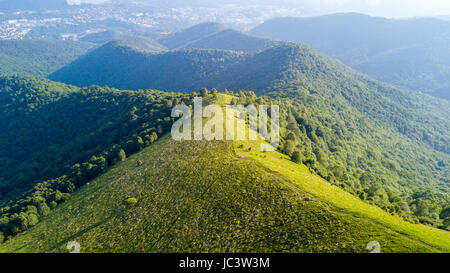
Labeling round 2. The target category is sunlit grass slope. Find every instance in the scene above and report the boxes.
[0,130,445,253]
[236,140,450,252]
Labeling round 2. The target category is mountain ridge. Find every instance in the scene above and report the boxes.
[1,128,448,253]
[250,13,450,99]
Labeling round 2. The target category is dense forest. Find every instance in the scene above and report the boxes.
[49,38,248,91]
[0,40,95,77]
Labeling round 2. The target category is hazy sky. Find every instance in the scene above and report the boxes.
[69,0,450,18]
[312,0,450,17]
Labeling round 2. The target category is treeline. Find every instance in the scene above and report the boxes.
[0,76,194,241]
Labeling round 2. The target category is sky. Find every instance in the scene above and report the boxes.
[68,0,450,18]
[311,0,450,17]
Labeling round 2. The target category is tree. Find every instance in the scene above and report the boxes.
[283,140,296,156]
[291,149,303,164]
[0,231,3,244]
[442,218,450,231]
[136,137,144,151]
[118,149,126,162]
[36,202,50,217]
[200,88,208,97]
[150,132,158,143]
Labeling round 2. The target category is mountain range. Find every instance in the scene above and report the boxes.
[0,15,449,253]
[250,13,450,100]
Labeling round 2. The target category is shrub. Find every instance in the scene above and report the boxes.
[125,198,138,206]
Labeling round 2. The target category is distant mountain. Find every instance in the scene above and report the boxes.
[50,39,245,91]
[78,31,122,44]
[157,22,227,49]
[250,13,450,99]
[106,36,168,53]
[179,29,279,51]
[157,23,278,52]
[0,40,95,77]
[0,0,69,11]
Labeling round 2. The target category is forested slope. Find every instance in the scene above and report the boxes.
[0,40,95,77]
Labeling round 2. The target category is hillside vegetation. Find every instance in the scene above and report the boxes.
[49,43,450,228]
[0,40,95,77]
[50,42,247,91]
[0,81,448,252]
[0,76,194,240]
[250,13,450,99]
[0,132,448,253]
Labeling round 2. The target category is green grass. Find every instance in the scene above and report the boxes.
[0,133,444,253]
[236,139,450,252]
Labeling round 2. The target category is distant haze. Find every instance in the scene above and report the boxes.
[68,0,450,18]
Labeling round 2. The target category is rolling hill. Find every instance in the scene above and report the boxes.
[0,40,95,77]
[250,13,450,100]
[0,98,448,252]
[158,25,279,52]
[157,22,227,49]
[49,42,450,229]
[49,40,246,91]
[78,30,123,45]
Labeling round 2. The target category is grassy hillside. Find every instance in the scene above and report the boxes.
[237,139,450,252]
[0,131,448,253]
[48,43,450,227]
[250,13,450,99]
[0,40,95,77]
